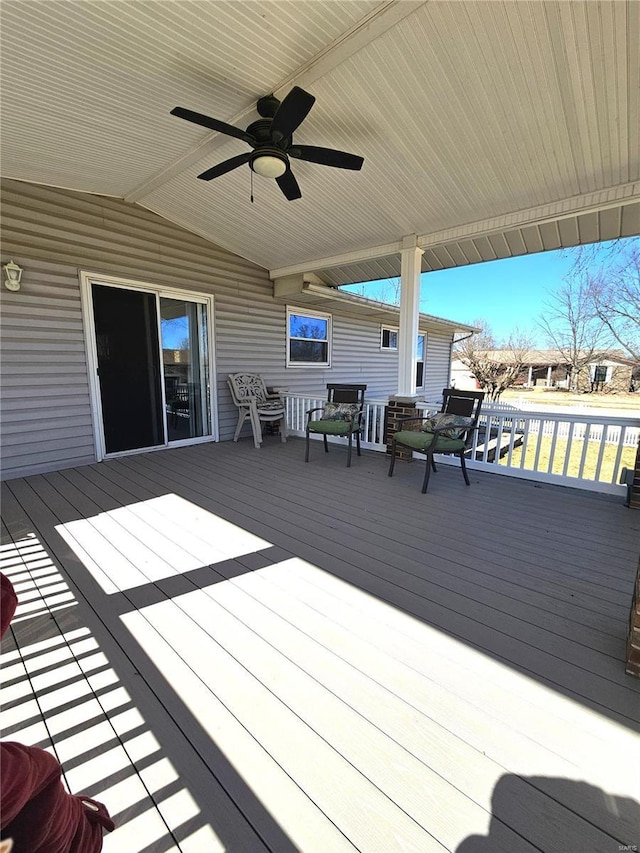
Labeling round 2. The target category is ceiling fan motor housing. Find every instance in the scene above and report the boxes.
[256,94,281,118]
[246,118,289,149]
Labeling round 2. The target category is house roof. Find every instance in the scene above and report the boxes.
[1,1,638,285]
[455,349,640,366]
[276,283,478,335]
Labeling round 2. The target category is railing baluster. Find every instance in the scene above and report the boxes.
[548,419,559,474]
[518,418,530,470]
[611,425,627,484]
[593,424,608,482]
[480,415,491,463]
[577,422,592,479]
[495,414,505,465]
[562,421,575,478]
[532,418,544,471]
[504,415,517,467]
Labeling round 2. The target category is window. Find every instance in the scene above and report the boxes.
[593,365,608,383]
[381,326,426,387]
[416,334,426,388]
[287,308,331,367]
[381,327,398,350]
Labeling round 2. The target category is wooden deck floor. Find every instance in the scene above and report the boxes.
[2,437,639,852]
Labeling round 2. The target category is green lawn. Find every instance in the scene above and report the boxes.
[500,388,640,412]
[505,434,636,483]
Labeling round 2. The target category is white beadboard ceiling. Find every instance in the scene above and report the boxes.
[1,0,638,284]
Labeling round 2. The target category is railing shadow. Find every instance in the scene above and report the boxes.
[1,529,299,853]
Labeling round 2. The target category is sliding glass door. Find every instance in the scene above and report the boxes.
[89,280,213,457]
[92,285,164,454]
[160,297,211,442]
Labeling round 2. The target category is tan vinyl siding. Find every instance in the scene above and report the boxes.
[0,259,97,477]
[0,179,272,479]
[1,179,455,478]
[424,332,454,401]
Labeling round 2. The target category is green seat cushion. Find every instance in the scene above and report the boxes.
[308,420,356,436]
[430,434,467,452]
[393,430,436,450]
[394,430,465,452]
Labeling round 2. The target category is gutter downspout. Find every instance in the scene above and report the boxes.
[449,331,475,388]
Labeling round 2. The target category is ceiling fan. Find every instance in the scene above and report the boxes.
[170,86,364,201]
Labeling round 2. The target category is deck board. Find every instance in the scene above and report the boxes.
[108,448,638,721]
[140,444,635,599]
[119,457,624,631]
[2,438,639,852]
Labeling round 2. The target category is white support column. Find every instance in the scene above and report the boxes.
[527,366,533,387]
[546,365,552,386]
[397,235,424,397]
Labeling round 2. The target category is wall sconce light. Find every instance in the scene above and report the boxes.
[3,260,23,292]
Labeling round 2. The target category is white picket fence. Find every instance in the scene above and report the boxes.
[284,393,640,496]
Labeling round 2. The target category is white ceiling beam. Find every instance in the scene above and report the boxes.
[124,0,425,204]
[269,240,403,279]
[269,182,640,278]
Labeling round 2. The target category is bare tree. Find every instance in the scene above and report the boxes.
[561,239,627,278]
[454,320,533,401]
[587,241,640,361]
[385,278,402,305]
[347,278,401,304]
[537,273,609,392]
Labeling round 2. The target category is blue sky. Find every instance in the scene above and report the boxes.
[417,250,576,343]
[342,237,638,347]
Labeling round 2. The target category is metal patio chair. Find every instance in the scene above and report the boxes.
[388,388,485,492]
[305,383,367,467]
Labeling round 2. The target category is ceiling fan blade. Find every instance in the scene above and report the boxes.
[270,87,315,143]
[288,145,364,170]
[171,107,255,145]
[276,168,302,201]
[197,153,252,181]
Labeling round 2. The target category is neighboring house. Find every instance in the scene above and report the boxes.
[0,179,474,481]
[449,360,481,391]
[450,349,640,393]
[581,356,640,392]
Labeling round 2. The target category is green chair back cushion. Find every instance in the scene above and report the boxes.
[321,402,361,422]
[422,412,473,439]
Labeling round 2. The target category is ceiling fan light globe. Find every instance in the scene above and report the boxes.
[252,154,287,179]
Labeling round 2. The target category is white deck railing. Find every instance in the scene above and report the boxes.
[285,395,388,450]
[283,394,639,496]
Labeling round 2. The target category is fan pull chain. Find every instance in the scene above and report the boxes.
[250,168,254,204]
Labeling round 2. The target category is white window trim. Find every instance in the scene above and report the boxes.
[286,306,332,368]
[380,326,398,351]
